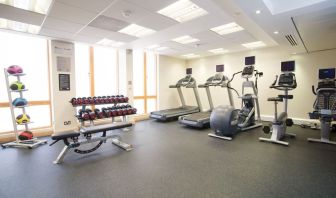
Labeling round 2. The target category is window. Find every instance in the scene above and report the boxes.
[75,43,90,97]
[74,44,126,102]
[133,50,158,114]
[0,31,51,133]
[93,46,118,96]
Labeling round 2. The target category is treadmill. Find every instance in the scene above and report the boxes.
[179,65,234,128]
[150,68,202,121]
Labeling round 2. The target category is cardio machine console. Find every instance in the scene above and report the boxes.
[212,64,224,84]
[318,68,336,88]
[277,61,296,87]
[242,66,255,78]
[242,56,256,78]
[181,68,193,86]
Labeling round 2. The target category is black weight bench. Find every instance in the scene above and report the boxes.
[50,122,133,164]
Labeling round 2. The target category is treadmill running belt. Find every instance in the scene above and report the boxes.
[183,112,211,121]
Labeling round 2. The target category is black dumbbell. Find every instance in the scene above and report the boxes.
[94,108,104,119]
[124,96,129,102]
[77,98,83,105]
[86,109,96,120]
[78,109,90,120]
[95,96,102,104]
[101,108,110,118]
[88,97,94,104]
[70,98,78,106]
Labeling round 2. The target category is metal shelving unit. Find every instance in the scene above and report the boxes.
[1,68,47,149]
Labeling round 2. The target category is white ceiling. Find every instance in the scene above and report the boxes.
[0,0,335,59]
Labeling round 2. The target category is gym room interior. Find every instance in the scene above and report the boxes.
[0,0,336,197]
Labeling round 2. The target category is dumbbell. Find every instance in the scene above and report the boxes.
[132,108,137,114]
[110,96,116,103]
[88,97,94,104]
[108,107,118,117]
[101,96,108,104]
[81,97,88,105]
[78,109,90,121]
[122,108,128,115]
[101,108,110,118]
[106,96,112,103]
[86,109,96,120]
[107,107,114,117]
[77,98,83,105]
[94,108,104,119]
[124,96,129,102]
[70,98,78,106]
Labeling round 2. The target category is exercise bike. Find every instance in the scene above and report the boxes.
[209,56,263,140]
[308,68,336,145]
[259,61,297,146]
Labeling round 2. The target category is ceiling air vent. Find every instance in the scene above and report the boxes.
[285,34,298,46]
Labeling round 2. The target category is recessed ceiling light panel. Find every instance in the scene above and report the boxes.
[210,22,244,35]
[241,41,266,49]
[208,48,228,54]
[182,53,200,58]
[172,35,199,44]
[118,24,156,38]
[0,18,40,34]
[0,0,53,14]
[157,0,208,23]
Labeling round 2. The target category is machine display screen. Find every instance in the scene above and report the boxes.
[319,68,335,79]
[281,61,295,72]
[245,56,255,65]
[216,65,224,72]
[186,68,192,74]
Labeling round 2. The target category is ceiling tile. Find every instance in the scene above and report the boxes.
[105,32,138,42]
[89,15,129,32]
[102,0,152,24]
[55,0,113,13]
[136,12,178,31]
[0,4,44,25]
[49,2,97,25]
[42,17,85,33]
[78,26,137,43]
[39,27,74,40]
[125,0,178,12]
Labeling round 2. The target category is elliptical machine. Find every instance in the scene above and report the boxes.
[259,61,297,146]
[208,56,263,140]
[308,68,336,145]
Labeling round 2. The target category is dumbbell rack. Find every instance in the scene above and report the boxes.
[72,97,133,131]
[2,68,47,149]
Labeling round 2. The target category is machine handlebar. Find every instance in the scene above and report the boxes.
[271,75,278,87]
[312,85,316,95]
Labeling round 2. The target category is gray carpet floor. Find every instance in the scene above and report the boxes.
[1,120,336,198]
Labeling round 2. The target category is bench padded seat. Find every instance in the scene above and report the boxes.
[80,122,132,135]
[52,132,80,140]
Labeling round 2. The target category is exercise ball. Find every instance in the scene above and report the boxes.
[7,65,23,74]
[18,131,33,140]
[210,105,239,137]
[16,114,30,124]
[10,81,25,91]
[12,98,28,107]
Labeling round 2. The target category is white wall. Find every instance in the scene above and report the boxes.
[185,47,336,122]
[157,55,187,110]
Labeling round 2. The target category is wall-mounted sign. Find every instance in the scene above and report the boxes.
[59,74,70,91]
[56,56,71,72]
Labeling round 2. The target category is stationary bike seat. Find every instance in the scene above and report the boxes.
[267,97,283,102]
